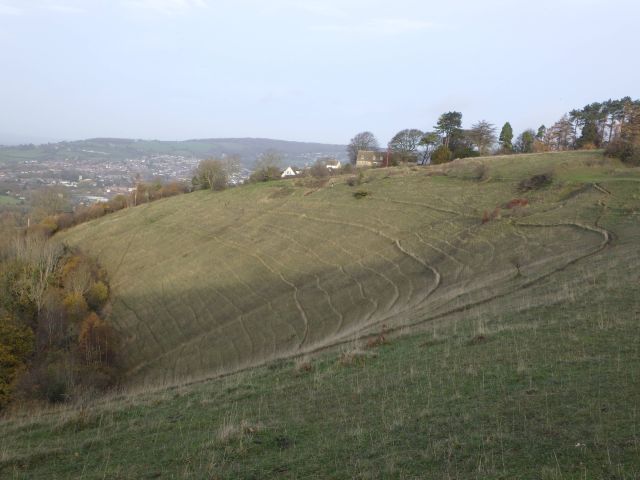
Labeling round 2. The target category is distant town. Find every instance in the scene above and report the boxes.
[0,137,348,208]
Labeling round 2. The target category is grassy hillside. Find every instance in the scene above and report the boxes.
[1,150,639,478]
[55,151,639,386]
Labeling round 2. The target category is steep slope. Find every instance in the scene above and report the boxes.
[59,151,640,385]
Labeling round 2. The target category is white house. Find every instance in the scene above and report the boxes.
[325,159,342,171]
[281,166,299,178]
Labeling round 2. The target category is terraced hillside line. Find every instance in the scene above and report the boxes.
[118,296,164,355]
[127,305,268,379]
[208,233,312,349]
[199,214,384,345]
[260,224,350,334]
[261,209,438,274]
[371,219,613,340]
[245,209,441,328]
[214,208,429,351]
[243,210,410,313]
[270,222,380,316]
[265,222,380,327]
[262,223,361,311]
[515,220,611,251]
[413,232,465,282]
[376,196,470,218]
[301,214,613,355]
[111,220,145,286]
[221,227,346,345]
[393,239,442,302]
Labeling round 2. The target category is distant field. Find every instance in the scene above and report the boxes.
[57,150,640,385]
[0,195,19,205]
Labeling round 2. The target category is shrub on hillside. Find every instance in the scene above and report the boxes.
[108,195,128,211]
[505,198,529,209]
[341,163,354,174]
[346,171,365,187]
[481,207,501,224]
[518,173,553,191]
[62,292,89,325]
[607,139,640,166]
[0,314,34,409]
[249,166,282,183]
[606,103,640,165]
[431,146,452,164]
[473,164,489,181]
[451,145,480,160]
[309,160,330,179]
[86,281,109,310]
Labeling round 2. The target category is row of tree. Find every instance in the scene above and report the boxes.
[192,152,346,191]
[347,97,640,165]
[3,180,192,239]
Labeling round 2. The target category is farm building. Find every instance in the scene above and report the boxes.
[356,150,387,167]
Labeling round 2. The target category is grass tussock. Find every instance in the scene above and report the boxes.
[216,417,264,445]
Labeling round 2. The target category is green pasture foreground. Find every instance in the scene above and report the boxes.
[1,272,638,479]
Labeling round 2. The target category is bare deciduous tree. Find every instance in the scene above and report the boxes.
[250,150,284,182]
[194,156,241,191]
[388,129,424,161]
[347,132,379,164]
[468,120,497,155]
[65,263,93,296]
[13,235,63,314]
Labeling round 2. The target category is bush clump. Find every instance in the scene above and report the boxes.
[346,171,365,187]
[431,146,452,165]
[518,172,553,191]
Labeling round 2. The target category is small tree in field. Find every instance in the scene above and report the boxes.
[499,122,514,152]
[194,157,240,191]
[468,120,497,155]
[309,159,330,178]
[250,150,283,182]
[515,129,536,153]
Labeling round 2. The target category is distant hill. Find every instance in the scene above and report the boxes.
[0,137,348,168]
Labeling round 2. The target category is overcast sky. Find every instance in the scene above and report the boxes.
[0,0,638,145]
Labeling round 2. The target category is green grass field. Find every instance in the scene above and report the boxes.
[0,194,19,205]
[1,150,639,478]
